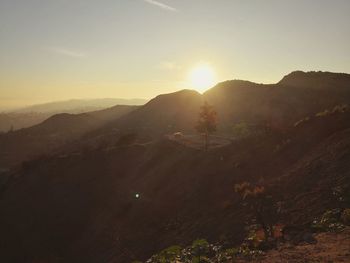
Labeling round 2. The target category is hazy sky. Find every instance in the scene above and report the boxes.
[1,0,350,108]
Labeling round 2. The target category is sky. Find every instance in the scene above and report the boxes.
[0,0,350,109]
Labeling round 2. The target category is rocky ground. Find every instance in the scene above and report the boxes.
[246,227,350,263]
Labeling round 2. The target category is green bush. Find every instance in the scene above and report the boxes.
[152,245,182,263]
[146,237,265,263]
[192,239,210,260]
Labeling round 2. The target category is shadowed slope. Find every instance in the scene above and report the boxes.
[0,108,349,262]
[112,89,203,135]
[204,71,350,131]
[0,105,138,168]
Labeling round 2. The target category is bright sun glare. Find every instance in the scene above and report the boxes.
[189,63,216,92]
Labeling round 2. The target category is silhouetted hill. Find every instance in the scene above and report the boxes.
[112,89,203,135]
[0,112,51,132]
[84,71,350,141]
[0,105,138,168]
[204,71,350,131]
[15,98,147,114]
[279,70,350,89]
[2,71,350,168]
[0,98,147,132]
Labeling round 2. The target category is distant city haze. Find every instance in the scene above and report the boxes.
[1,0,349,108]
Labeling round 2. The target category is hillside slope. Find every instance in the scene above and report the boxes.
[0,98,147,132]
[204,71,350,131]
[87,71,350,140]
[0,105,138,168]
[1,71,350,169]
[0,109,349,262]
[0,71,350,262]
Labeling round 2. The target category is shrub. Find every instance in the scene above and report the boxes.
[238,244,264,261]
[311,208,345,232]
[192,239,210,262]
[147,238,266,263]
[224,247,239,257]
[332,185,350,207]
[161,245,182,262]
[150,245,182,263]
[341,208,350,225]
[234,182,278,241]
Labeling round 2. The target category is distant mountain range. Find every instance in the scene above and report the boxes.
[0,71,349,262]
[14,98,147,113]
[0,98,147,132]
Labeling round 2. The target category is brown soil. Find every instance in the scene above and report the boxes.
[247,228,350,263]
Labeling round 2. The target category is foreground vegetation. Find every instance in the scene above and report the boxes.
[141,185,350,263]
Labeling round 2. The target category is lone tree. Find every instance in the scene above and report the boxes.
[195,101,217,151]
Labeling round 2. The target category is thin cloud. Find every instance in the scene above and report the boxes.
[47,47,86,58]
[143,0,177,12]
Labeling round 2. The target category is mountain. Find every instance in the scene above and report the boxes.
[203,71,350,131]
[0,112,51,132]
[84,71,350,142]
[0,105,139,168]
[15,98,147,114]
[0,71,349,262]
[278,70,350,90]
[4,71,349,134]
[0,98,147,132]
[0,105,349,262]
[2,71,350,168]
[105,89,203,136]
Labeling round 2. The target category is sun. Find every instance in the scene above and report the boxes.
[188,63,216,92]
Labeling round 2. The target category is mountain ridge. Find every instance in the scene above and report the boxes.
[1,70,350,169]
